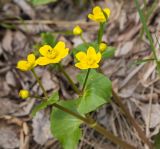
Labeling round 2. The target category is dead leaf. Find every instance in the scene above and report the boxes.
[41,70,59,92]
[5,71,17,87]
[0,78,10,96]
[0,98,18,116]
[32,110,52,145]
[2,30,13,53]
[13,0,35,19]
[115,40,134,56]
[140,104,160,128]
[0,121,20,149]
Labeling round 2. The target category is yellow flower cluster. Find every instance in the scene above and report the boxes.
[17,54,36,71]
[88,6,110,23]
[75,47,101,69]
[17,6,110,72]
[17,41,69,71]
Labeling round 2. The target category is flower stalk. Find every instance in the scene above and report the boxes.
[31,69,48,98]
[98,23,105,44]
[82,69,90,92]
[80,34,87,45]
[58,63,81,95]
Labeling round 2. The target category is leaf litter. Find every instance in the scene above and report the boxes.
[1,0,160,148]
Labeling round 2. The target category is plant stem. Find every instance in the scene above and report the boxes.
[32,68,136,148]
[134,0,159,72]
[82,69,90,92]
[112,89,153,149]
[98,23,105,44]
[31,69,48,98]
[80,34,87,46]
[58,64,81,95]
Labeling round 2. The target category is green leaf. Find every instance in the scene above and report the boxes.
[30,0,57,5]
[102,46,116,59]
[41,32,56,47]
[48,91,59,104]
[77,70,112,114]
[31,91,59,116]
[51,100,82,149]
[154,132,160,149]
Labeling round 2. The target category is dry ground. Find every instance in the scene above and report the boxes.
[0,0,160,149]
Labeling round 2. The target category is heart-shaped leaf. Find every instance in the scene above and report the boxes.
[77,70,112,114]
[51,100,82,149]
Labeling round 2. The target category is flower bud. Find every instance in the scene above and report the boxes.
[99,43,107,52]
[73,25,83,35]
[19,89,29,99]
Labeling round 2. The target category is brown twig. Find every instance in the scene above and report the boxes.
[112,89,153,149]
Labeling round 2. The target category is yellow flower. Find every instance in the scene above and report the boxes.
[99,42,107,52]
[19,89,29,99]
[36,41,69,66]
[73,25,83,35]
[17,54,36,71]
[88,6,110,23]
[75,47,101,69]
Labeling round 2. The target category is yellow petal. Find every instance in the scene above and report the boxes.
[36,57,51,65]
[89,63,99,68]
[75,52,87,61]
[54,41,65,50]
[96,52,102,63]
[103,8,111,17]
[93,6,101,14]
[27,54,35,63]
[36,57,60,65]
[39,45,52,56]
[75,62,88,69]
[58,48,69,59]
[88,14,93,19]
[17,60,30,71]
[87,47,97,56]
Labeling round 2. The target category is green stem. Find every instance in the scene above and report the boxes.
[134,0,158,66]
[80,34,87,45]
[112,89,153,149]
[31,68,136,149]
[98,23,105,44]
[31,69,48,98]
[58,64,81,95]
[143,0,147,9]
[82,69,90,92]
[154,34,160,73]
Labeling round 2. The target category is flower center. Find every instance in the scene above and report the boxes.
[46,49,57,59]
[87,58,96,66]
[95,13,105,21]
